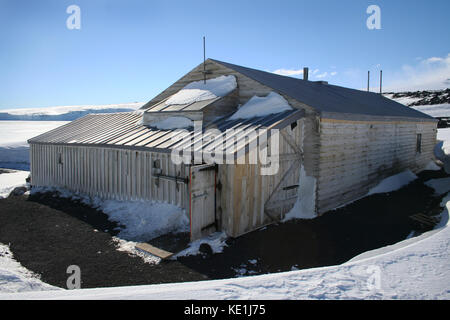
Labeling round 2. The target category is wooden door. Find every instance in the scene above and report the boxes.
[189,164,216,241]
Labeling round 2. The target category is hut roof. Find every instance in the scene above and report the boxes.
[28,109,303,156]
[211,59,434,120]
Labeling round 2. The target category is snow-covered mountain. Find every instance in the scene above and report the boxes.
[384,89,450,121]
[0,102,144,121]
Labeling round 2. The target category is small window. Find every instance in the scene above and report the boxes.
[290,121,297,131]
[416,133,422,153]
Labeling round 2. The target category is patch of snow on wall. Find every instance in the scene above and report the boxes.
[229,92,293,120]
[165,75,236,105]
[367,170,418,195]
[283,165,317,221]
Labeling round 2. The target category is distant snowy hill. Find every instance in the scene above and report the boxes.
[0,102,144,121]
[384,89,450,119]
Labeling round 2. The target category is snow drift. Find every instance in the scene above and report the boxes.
[30,186,189,242]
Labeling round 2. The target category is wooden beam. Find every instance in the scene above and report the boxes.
[135,242,174,259]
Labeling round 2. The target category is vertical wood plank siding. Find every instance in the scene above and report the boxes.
[29,144,189,212]
[317,119,437,213]
[219,118,307,237]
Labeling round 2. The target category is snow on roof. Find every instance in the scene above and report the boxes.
[165,75,237,105]
[229,92,293,120]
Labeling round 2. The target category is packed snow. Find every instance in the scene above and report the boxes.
[165,75,237,105]
[229,92,293,120]
[0,103,143,121]
[0,243,59,293]
[0,170,29,199]
[367,170,418,195]
[150,116,193,130]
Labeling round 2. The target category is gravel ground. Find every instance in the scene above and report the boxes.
[0,169,448,289]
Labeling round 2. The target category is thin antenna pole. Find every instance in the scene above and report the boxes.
[380,70,383,94]
[367,71,370,92]
[203,36,206,84]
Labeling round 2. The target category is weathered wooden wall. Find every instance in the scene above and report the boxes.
[316,118,437,213]
[218,118,310,237]
[30,144,190,212]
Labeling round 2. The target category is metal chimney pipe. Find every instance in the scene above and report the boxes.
[380,70,383,94]
[367,71,370,92]
[303,67,309,81]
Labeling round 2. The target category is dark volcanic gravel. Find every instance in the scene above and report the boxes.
[0,169,448,289]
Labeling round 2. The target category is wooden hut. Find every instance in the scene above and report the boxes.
[28,59,437,240]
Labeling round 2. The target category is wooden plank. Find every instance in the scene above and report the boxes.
[135,242,173,259]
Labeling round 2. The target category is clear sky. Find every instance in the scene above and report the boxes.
[1,0,449,109]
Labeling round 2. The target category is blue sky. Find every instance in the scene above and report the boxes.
[0,0,449,109]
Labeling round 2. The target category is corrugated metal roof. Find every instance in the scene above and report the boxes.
[28,110,304,156]
[211,59,434,120]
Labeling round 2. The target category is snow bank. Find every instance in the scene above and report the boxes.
[31,186,189,242]
[367,170,418,195]
[0,243,59,293]
[0,170,29,199]
[100,199,189,242]
[165,75,236,105]
[0,103,143,121]
[229,92,293,120]
[150,116,193,130]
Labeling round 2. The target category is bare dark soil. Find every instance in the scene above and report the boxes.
[0,169,448,289]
